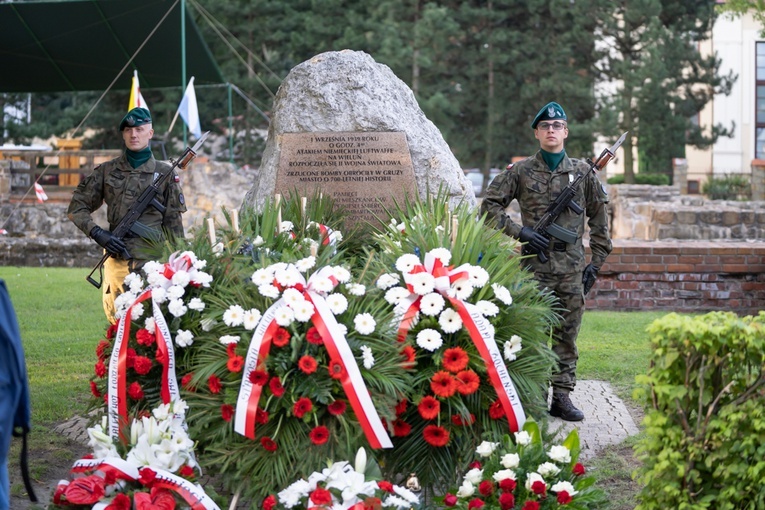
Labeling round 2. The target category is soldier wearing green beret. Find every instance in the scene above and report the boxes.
[67,107,187,324]
[481,101,612,421]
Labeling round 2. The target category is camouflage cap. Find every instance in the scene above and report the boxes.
[119,107,152,131]
[531,102,567,129]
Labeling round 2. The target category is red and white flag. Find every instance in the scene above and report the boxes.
[0,229,7,235]
[34,182,48,203]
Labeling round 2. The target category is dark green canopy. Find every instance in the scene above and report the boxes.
[0,0,225,93]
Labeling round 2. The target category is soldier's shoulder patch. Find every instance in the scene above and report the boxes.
[174,174,180,183]
[179,193,185,205]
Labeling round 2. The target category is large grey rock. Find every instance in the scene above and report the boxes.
[243,50,475,210]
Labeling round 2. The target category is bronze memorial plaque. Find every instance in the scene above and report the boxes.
[275,131,417,227]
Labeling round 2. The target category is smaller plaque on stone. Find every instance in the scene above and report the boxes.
[275,131,417,227]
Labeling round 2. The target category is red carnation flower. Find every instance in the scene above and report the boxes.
[489,400,504,419]
[293,397,313,418]
[256,407,269,425]
[179,464,195,478]
[400,345,416,367]
[226,343,237,358]
[208,374,222,394]
[531,480,546,496]
[108,492,131,510]
[90,381,101,398]
[328,400,347,416]
[417,396,440,420]
[298,355,318,375]
[451,413,476,426]
[269,377,285,397]
[261,437,278,452]
[227,355,244,373]
[249,370,269,386]
[309,425,330,445]
[522,502,540,510]
[377,481,394,493]
[430,371,457,398]
[422,424,449,447]
[127,381,144,400]
[468,498,485,509]
[262,495,277,510]
[393,419,412,437]
[272,327,291,347]
[63,475,105,505]
[95,340,111,361]
[442,347,469,373]
[310,487,333,505]
[221,404,235,422]
[106,323,118,339]
[181,372,196,391]
[328,359,346,380]
[136,328,155,346]
[572,462,586,476]
[499,492,515,510]
[557,490,573,505]
[478,480,494,496]
[395,399,407,416]
[306,326,324,345]
[138,468,157,486]
[94,360,107,378]
[499,478,516,492]
[455,370,480,395]
[443,493,458,507]
[132,356,153,375]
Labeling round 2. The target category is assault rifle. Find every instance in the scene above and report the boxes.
[526,131,627,263]
[86,132,210,288]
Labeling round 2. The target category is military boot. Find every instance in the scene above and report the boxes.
[550,392,584,422]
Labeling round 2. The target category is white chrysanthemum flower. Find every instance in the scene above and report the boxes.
[464,467,483,485]
[416,328,443,352]
[142,261,163,277]
[192,257,206,270]
[243,309,262,330]
[275,266,302,287]
[395,254,421,273]
[360,345,374,369]
[493,469,517,482]
[514,430,532,446]
[310,276,334,293]
[384,286,411,305]
[476,300,500,317]
[124,272,144,293]
[295,256,316,272]
[282,288,306,307]
[538,462,561,477]
[476,441,499,458]
[251,235,264,247]
[128,302,145,321]
[438,308,463,333]
[419,293,445,316]
[548,444,572,464]
[278,478,311,508]
[504,334,523,362]
[144,317,156,334]
[175,330,194,348]
[456,479,475,498]
[492,283,513,305]
[279,220,294,233]
[326,293,348,315]
[251,268,274,286]
[550,481,578,497]
[467,266,490,288]
[219,335,240,345]
[275,306,295,326]
[223,305,245,327]
[450,279,474,300]
[191,271,213,287]
[331,266,351,284]
[200,318,217,332]
[114,290,136,311]
[346,283,366,296]
[188,297,205,312]
[167,299,187,318]
[501,452,520,469]
[167,284,185,300]
[171,270,191,288]
[258,284,280,299]
[410,272,436,296]
[428,247,452,265]
[354,313,376,335]
[150,286,167,304]
[291,300,315,322]
[376,273,400,290]
[525,472,546,492]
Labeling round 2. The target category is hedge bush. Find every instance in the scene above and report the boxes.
[634,311,765,509]
[606,173,670,185]
[702,174,751,200]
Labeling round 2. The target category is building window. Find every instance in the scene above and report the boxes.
[756,43,765,159]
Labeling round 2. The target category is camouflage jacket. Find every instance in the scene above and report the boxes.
[480,150,612,275]
[67,153,187,260]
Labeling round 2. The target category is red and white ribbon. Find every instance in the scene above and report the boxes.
[69,457,140,481]
[142,467,220,510]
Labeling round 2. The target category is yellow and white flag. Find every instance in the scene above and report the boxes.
[128,70,149,111]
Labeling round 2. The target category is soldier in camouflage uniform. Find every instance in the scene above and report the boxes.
[480,101,612,421]
[67,107,187,324]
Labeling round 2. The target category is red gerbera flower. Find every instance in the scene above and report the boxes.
[269,377,285,397]
[256,407,269,424]
[136,328,155,346]
[455,370,480,395]
[309,425,330,445]
[272,327,291,347]
[572,462,586,476]
[127,381,144,400]
[262,495,277,510]
[181,372,195,391]
[451,413,476,426]
[400,345,416,367]
[95,340,111,361]
[310,487,333,505]
[226,343,237,357]
[430,371,458,397]
[328,359,346,380]
[132,356,153,375]
[89,381,101,398]
[208,375,222,394]
[422,424,449,447]
[221,404,234,422]
[393,419,412,437]
[261,437,278,452]
[328,400,347,416]
[227,355,244,373]
[395,399,407,416]
[499,492,515,510]
[417,396,440,420]
[249,370,269,386]
[442,347,469,372]
[377,481,394,493]
[557,491,573,505]
[479,480,494,496]
[489,400,504,419]
[293,397,313,418]
[94,360,107,378]
[298,355,318,375]
[306,326,324,345]
[468,499,485,509]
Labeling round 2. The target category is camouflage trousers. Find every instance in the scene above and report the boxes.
[535,272,585,394]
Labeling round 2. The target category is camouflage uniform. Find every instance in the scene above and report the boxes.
[67,153,187,321]
[480,150,612,393]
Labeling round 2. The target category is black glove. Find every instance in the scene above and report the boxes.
[90,226,130,258]
[582,263,600,295]
[518,227,549,254]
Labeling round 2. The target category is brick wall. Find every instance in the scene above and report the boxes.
[587,240,765,315]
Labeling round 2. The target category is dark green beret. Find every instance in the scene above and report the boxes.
[531,101,567,129]
[119,107,152,131]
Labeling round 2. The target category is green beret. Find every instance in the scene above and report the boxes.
[531,101,567,128]
[119,107,152,131]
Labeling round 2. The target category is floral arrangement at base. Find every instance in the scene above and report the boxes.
[263,448,420,510]
[439,420,604,510]
[52,399,221,509]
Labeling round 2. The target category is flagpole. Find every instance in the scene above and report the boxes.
[227,83,234,164]
[181,0,188,147]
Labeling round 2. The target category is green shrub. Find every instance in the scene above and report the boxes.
[702,174,751,200]
[606,173,670,185]
[634,311,765,509]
